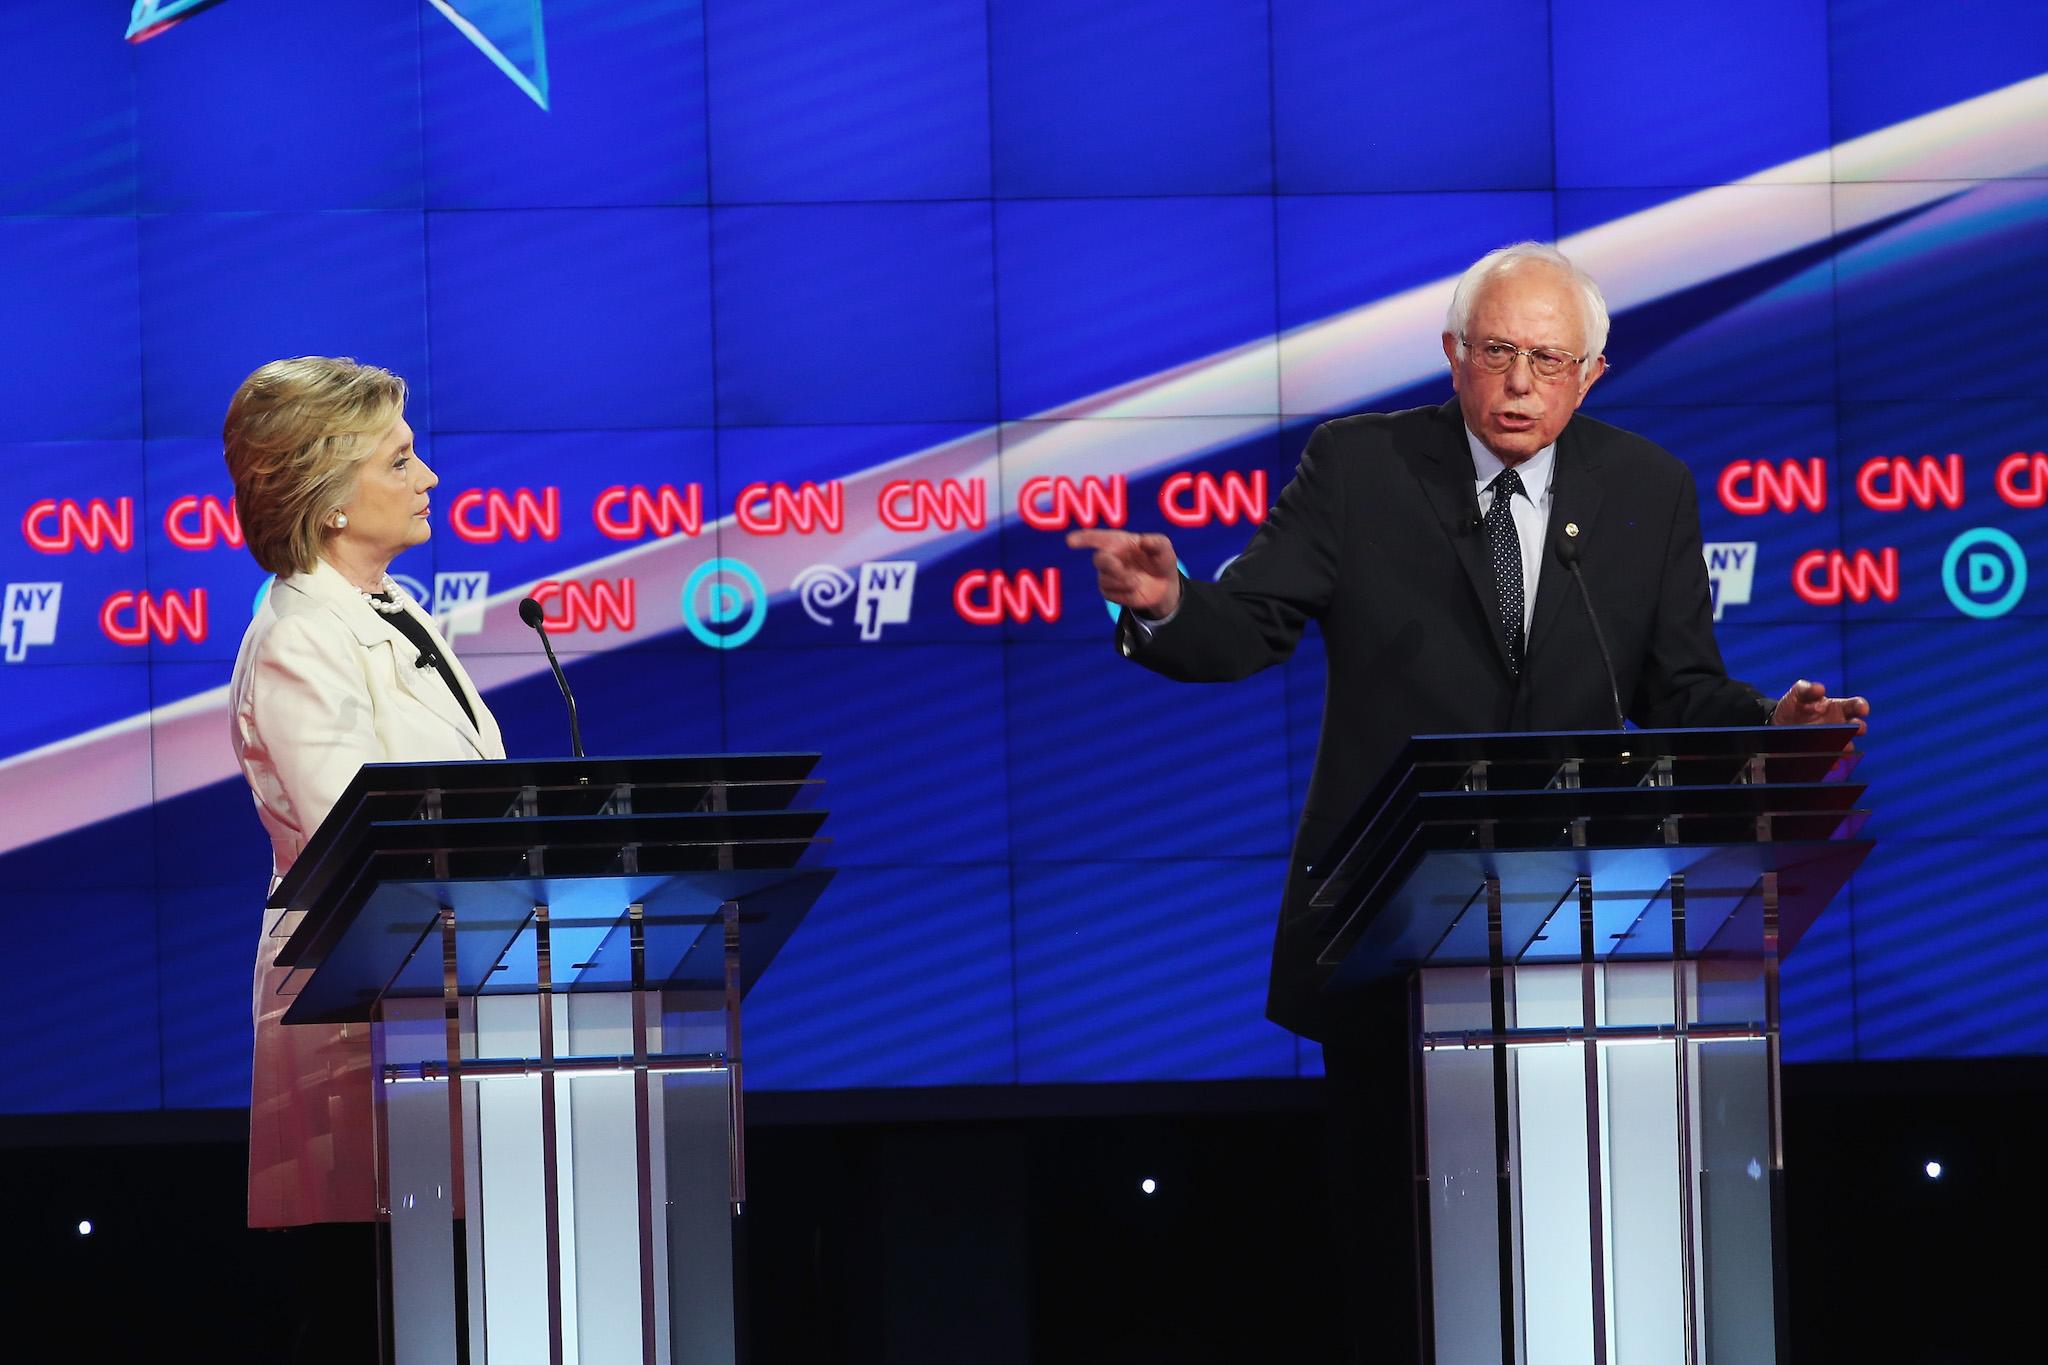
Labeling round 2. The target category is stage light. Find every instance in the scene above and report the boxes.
[76,1220,93,1236]
[1140,1178,1157,1196]
[1924,1161,1943,1180]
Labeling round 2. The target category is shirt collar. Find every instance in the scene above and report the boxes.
[1465,427,1556,500]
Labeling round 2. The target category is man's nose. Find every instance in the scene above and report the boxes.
[1503,353,1535,393]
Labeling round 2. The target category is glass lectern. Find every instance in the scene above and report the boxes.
[1310,726,1869,1365]
[267,754,834,1365]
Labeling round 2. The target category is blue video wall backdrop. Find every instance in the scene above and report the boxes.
[2,0,2046,1114]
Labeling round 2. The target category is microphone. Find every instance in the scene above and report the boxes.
[1553,528,1625,731]
[415,650,440,670]
[518,596,585,758]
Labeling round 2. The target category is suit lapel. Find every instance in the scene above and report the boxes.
[393,596,494,758]
[282,562,489,759]
[1414,400,1517,677]
[387,613,488,757]
[1526,417,1605,661]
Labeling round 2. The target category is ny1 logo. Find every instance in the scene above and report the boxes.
[426,571,491,639]
[793,562,916,640]
[2,582,61,661]
[1703,543,1757,621]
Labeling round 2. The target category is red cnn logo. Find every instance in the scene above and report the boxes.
[23,497,135,553]
[450,487,561,543]
[1996,452,2048,508]
[164,494,244,550]
[530,578,636,633]
[1718,460,1828,515]
[101,588,208,644]
[1159,470,1268,528]
[878,478,986,532]
[953,568,1062,624]
[1792,549,1899,605]
[735,481,844,535]
[593,484,703,540]
[1856,455,1963,511]
[1016,476,1127,531]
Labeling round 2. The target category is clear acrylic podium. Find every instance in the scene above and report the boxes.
[268,754,834,1365]
[1309,726,1869,1365]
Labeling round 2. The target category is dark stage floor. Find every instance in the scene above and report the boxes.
[5,1062,2040,1363]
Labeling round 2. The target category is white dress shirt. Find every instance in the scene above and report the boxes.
[1467,427,1556,640]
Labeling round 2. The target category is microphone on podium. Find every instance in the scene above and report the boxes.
[518,596,586,758]
[1553,527,1625,732]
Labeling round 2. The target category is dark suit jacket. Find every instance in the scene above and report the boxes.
[1118,399,1768,1040]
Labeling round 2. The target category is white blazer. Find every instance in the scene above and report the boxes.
[229,557,505,1227]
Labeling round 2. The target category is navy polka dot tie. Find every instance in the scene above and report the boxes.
[1486,468,1525,674]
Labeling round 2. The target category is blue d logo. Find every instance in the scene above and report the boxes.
[681,558,767,648]
[1941,528,2026,620]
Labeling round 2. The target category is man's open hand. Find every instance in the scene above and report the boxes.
[1066,530,1182,620]
[1773,679,1870,734]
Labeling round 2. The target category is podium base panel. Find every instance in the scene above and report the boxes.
[1418,958,1782,1365]
[375,991,742,1365]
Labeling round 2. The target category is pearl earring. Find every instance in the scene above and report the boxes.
[334,513,349,529]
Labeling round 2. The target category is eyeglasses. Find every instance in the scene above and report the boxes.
[1458,335,1592,383]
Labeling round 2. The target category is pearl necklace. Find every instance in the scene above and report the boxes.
[359,576,407,615]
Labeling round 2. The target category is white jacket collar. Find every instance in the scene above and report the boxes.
[274,557,400,647]
[273,558,494,752]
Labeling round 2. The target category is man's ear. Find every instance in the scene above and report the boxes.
[1574,354,1608,406]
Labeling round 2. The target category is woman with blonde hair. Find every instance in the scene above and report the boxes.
[224,356,504,1235]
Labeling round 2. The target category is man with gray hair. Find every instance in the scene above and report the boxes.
[1070,242,1866,1359]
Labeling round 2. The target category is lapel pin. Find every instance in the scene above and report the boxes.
[1564,522,1580,537]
